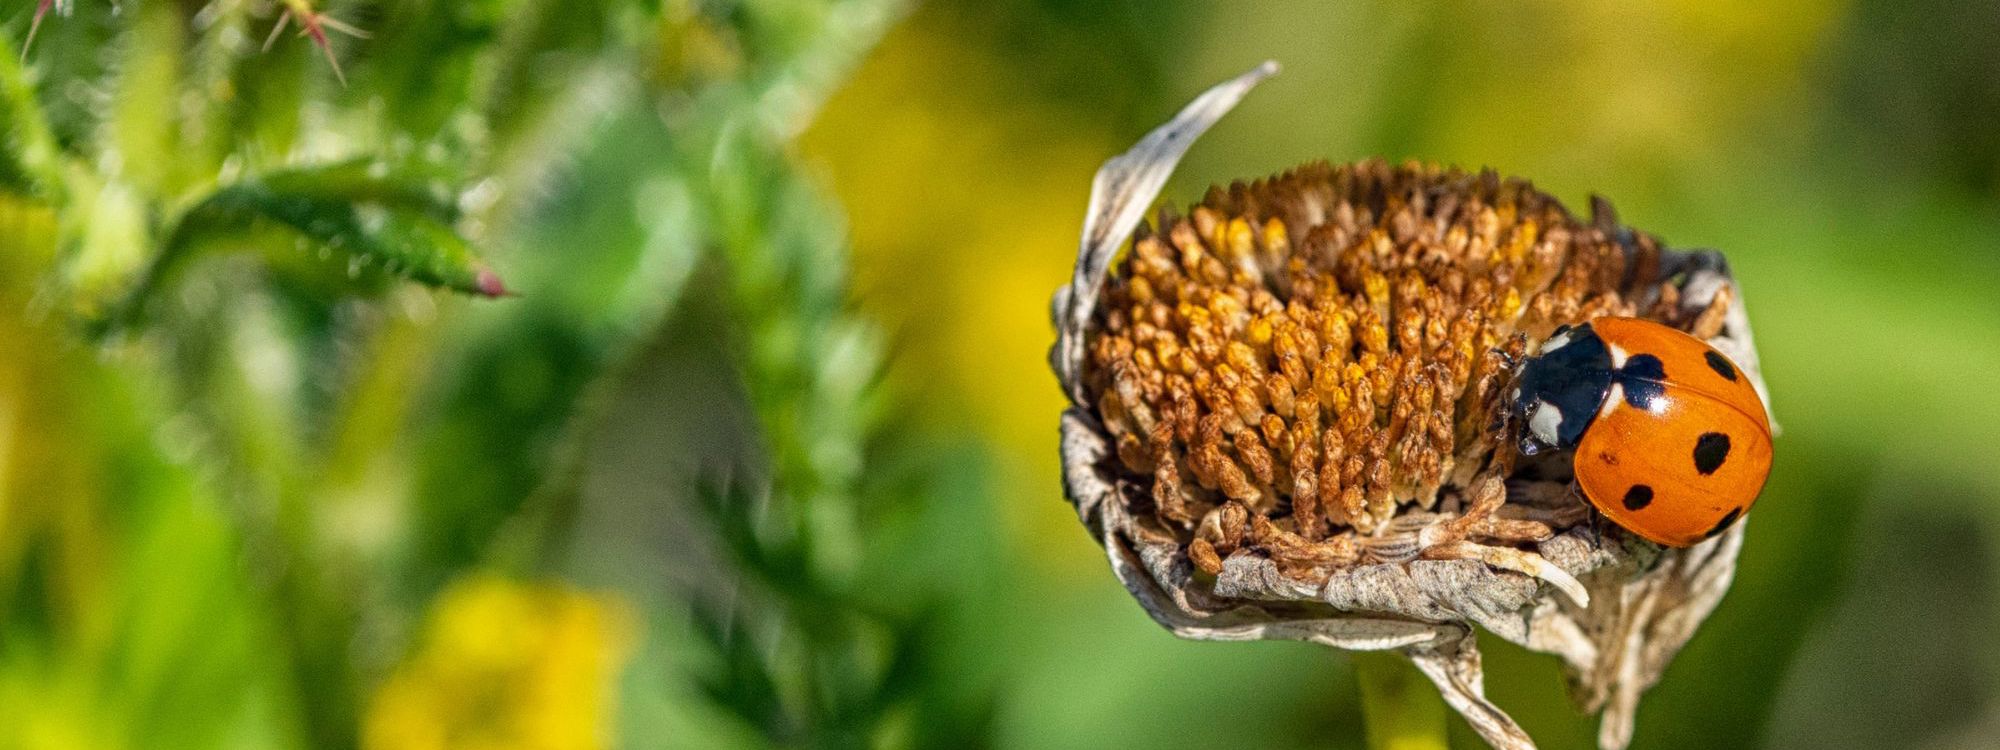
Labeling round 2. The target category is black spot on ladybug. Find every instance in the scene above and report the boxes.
[1704,350,1738,382]
[1622,484,1653,511]
[1703,507,1743,539]
[1598,452,1619,465]
[1621,380,1665,409]
[1621,353,1666,380]
[1692,432,1731,475]
[1617,353,1667,409]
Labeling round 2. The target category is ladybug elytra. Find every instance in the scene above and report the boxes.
[1510,317,1773,547]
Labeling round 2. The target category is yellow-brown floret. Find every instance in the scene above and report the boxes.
[1082,159,1728,577]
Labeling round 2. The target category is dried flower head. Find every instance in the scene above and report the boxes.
[1051,63,1772,750]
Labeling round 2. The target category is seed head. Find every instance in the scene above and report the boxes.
[1050,62,1770,750]
[1082,159,1735,572]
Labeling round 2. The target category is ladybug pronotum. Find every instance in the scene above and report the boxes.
[1511,317,1774,547]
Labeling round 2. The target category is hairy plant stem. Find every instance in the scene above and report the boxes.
[1354,651,1451,750]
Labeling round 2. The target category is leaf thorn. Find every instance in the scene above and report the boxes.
[474,267,510,298]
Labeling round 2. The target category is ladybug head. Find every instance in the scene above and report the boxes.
[1508,323,1614,458]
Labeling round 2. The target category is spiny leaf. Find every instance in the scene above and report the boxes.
[104,160,506,331]
[254,158,468,222]
[171,175,505,296]
[20,0,66,62]
[269,0,369,86]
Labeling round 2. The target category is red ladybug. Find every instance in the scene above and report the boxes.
[1510,317,1773,547]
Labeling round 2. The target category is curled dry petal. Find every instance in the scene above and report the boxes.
[1051,62,1768,750]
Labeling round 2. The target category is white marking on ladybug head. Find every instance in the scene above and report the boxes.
[1538,329,1574,354]
[1529,399,1562,446]
[1602,382,1626,417]
[1607,342,1629,368]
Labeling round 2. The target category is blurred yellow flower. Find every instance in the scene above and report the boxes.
[363,576,636,750]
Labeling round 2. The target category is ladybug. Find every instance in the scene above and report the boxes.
[1509,317,1773,547]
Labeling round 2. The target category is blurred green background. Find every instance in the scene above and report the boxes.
[1,1,1996,748]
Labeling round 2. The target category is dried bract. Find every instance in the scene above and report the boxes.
[1051,63,1771,750]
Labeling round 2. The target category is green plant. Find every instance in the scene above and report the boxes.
[0,0,983,747]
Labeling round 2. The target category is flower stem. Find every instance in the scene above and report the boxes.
[1353,651,1451,750]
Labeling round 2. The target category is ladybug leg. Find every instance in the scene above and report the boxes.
[1492,331,1529,367]
[1493,399,1547,462]
[1661,247,1732,283]
[1564,480,1606,549]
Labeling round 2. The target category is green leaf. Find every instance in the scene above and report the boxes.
[0,34,66,199]
[179,172,502,294]
[253,158,468,222]
[106,160,506,331]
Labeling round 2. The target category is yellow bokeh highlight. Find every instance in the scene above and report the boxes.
[1424,0,1847,182]
[363,576,636,750]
